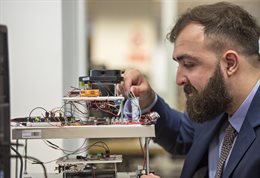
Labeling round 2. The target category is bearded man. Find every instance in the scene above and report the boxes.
[121,2,260,178]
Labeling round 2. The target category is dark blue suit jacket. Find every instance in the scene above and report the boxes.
[152,87,260,178]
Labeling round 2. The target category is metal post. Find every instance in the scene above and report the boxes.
[114,163,118,178]
[24,139,28,175]
[15,139,18,178]
[145,137,150,175]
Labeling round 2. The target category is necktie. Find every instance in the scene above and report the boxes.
[215,123,238,178]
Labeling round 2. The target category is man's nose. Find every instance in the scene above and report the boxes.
[176,68,188,86]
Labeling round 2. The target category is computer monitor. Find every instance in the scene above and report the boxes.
[0,24,10,178]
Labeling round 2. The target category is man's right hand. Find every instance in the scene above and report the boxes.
[119,69,155,110]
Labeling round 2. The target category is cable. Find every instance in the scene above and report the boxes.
[96,82,114,96]
[25,156,47,178]
[40,139,88,164]
[64,86,80,97]
[28,106,48,119]
[42,140,104,163]
[11,145,48,178]
[43,139,88,155]
[124,89,142,120]
[11,155,48,178]
[11,146,23,178]
[94,101,118,116]
[123,99,141,121]
[29,139,110,166]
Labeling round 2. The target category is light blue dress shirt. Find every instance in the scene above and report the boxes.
[209,79,260,178]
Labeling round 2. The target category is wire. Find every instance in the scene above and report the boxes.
[63,101,89,123]
[12,142,47,178]
[40,139,89,164]
[38,140,110,165]
[71,101,89,115]
[93,101,117,116]
[43,139,88,155]
[124,89,142,120]
[64,86,80,97]
[96,82,114,96]
[19,155,48,178]
[11,146,23,178]
[50,105,65,117]
[28,106,48,119]
[93,100,121,117]
[93,141,110,152]
[123,89,142,120]
[12,152,48,178]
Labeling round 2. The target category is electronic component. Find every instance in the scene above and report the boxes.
[140,112,160,125]
[26,122,62,127]
[56,154,122,178]
[11,69,158,178]
[79,69,123,96]
[11,113,76,127]
[57,155,122,166]
[80,89,100,97]
[12,110,159,126]
[62,169,116,178]
[9,68,155,129]
[79,69,123,85]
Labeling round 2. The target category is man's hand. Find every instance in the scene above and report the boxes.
[140,173,161,178]
[118,69,155,109]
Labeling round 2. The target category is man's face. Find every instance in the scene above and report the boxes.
[184,63,232,122]
[173,23,232,122]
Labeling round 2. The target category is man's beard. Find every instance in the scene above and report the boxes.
[184,64,232,123]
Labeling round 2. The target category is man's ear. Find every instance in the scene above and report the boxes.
[222,50,239,76]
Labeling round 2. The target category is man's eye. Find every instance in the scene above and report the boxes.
[184,63,195,68]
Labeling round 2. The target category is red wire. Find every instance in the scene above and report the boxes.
[94,102,118,116]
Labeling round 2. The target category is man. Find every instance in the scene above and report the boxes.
[121,2,260,178]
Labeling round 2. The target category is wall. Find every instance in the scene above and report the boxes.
[0,0,63,175]
[0,0,87,176]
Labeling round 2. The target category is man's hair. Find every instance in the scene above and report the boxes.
[168,2,260,58]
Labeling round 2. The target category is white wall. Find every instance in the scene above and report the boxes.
[0,1,63,117]
[0,0,63,175]
[151,0,178,108]
[0,0,87,176]
[62,0,87,91]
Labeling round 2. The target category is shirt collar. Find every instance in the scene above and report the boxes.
[229,79,260,132]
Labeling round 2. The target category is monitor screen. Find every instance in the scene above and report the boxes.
[0,24,10,178]
[0,25,9,104]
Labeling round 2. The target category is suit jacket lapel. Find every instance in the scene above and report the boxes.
[223,119,255,178]
[223,86,260,178]
[181,114,225,178]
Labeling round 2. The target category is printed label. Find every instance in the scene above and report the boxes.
[22,130,42,138]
